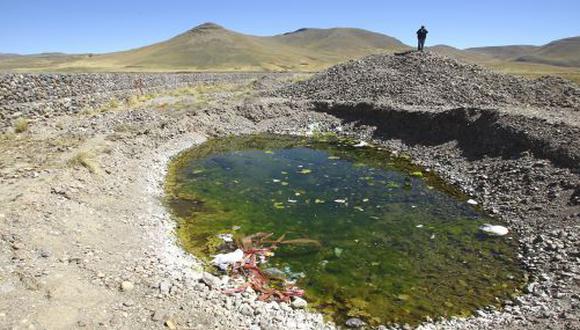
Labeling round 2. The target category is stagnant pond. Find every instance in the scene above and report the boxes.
[165,134,525,326]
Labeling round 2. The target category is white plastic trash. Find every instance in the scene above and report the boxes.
[212,249,244,270]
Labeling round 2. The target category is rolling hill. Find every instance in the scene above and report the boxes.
[465,37,580,68]
[0,23,577,82]
[514,37,580,67]
[0,23,408,72]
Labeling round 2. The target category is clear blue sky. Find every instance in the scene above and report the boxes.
[1,0,578,54]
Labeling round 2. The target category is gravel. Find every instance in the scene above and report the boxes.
[273,51,580,110]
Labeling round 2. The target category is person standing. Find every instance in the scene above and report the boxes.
[417,26,428,51]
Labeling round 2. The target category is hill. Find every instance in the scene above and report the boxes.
[0,23,407,72]
[431,37,580,83]
[0,23,577,82]
[466,37,580,68]
[467,45,540,60]
[514,37,580,67]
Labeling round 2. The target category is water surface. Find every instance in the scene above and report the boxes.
[165,134,524,326]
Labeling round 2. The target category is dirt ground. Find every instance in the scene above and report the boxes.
[0,79,578,329]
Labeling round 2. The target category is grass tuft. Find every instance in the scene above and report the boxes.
[67,151,99,174]
[14,118,29,133]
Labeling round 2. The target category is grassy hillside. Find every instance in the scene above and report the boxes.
[465,36,580,68]
[515,37,580,67]
[466,45,539,60]
[431,40,580,84]
[0,23,407,72]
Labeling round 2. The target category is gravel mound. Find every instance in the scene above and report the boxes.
[275,51,580,109]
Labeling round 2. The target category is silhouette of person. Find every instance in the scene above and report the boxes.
[417,26,428,51]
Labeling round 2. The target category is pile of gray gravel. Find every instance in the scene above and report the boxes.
[274,51,580,109]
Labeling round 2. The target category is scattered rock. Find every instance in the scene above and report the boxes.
[120,281,134,292]
[291,297,308,309]
[345,317,365,328]
[239,303,254,316]
[164,319,177,329]
[159,279,171,295]
[200,272,221,289]
[467,199,479,206]
[274,51,580,109]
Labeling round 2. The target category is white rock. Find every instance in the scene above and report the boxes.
[120,281,134,292]
[291,297,308,309]
[467,199,479,205]
[480,224,509,236]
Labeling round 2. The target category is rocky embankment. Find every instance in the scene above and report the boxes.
[0,72,297,128]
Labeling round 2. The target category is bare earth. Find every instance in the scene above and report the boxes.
[0,78,578,329]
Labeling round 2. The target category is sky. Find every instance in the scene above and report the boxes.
[1,0,579,54]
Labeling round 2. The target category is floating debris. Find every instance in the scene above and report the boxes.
[353,141,369,148]
[217,233,234,242]
[410,171,424,178]
[222,233,320,302]
[334,199,347,204]
[299,169,313,174]
[467,199,479,206]
[212,249,244,271]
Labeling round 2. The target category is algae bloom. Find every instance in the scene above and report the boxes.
[165,134,525,326]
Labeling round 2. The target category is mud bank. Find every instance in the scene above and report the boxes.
[0,86,578,329]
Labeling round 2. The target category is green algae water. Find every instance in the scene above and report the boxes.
[165,134,525,326]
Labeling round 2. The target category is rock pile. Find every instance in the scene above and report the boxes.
[275,51,580,109]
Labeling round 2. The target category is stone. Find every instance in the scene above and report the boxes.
[239,303,254,316]
[151,310,166,322]
[291,297,308,309]
[159,280,171,295]
[165,319,177,329]
[11,242,24,250]
[120,281,134,292]
[345,317,365,328]
[200,272,221,289]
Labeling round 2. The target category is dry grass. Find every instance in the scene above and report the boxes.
[67,151,99,174]
[13,118,29,133]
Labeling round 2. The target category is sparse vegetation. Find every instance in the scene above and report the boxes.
[67,151,99,173]
[13,117,29,133]
[106,97,120,109]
